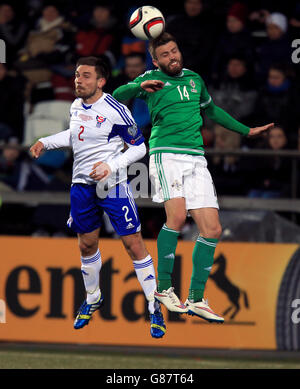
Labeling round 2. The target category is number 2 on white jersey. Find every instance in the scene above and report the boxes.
[177,85,190,100]
[78,125,84,141]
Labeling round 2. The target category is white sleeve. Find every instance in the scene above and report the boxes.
[39,129,72,150]
[108,142,146,173]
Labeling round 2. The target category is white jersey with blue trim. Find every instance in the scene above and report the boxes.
[42,92,144,185]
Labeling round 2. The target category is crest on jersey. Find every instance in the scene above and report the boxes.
[127,123,138,137]
[190,79,197,93]
[96,115,106,128]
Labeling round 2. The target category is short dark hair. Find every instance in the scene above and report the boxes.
[148,32,177,59]
[125,51,146,63]
[269,63,287,76]
[76,56,110,80]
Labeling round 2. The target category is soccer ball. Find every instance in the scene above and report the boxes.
[129,6,165,40]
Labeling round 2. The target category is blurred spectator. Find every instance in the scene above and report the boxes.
[116,6,153,73]
[255,12,292,82]
[0,137,50,191]
[0,63,25,142]
[107,52,151,141]
[14,4,76,103]
[247,126,291,198]
[211,2,255,82]
[166,0,218,80]
[107,51,146,91]
[75,4,118,68]
[0,3,28,63]
[209,55,257,126]
[207,124,247,195]
[251,64,300,145]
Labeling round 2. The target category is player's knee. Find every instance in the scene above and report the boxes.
[205,224,222,239]
[122,233,148,261]
[200,223,222,240]
[214,224,222,239]
[166,213,186,231]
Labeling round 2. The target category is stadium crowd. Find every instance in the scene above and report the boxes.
[0,0,300,236]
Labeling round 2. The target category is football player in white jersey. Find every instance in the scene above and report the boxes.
[30,56,166,338]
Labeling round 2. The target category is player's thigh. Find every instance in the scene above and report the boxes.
[78,228,100,256]
[68,184,103,235]
[189,207,222,239]
[149,153,192,203]
[121,231,148,261]
[184,156,219,211]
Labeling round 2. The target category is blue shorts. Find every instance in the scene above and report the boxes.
[67,182,141,236]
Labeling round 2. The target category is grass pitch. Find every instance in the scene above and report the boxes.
[0,345,299,369]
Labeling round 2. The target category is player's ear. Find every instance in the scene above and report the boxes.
[152,58,158,68]
[98,77,106,89]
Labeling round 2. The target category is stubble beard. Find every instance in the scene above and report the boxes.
[75,85,98,101]
[159,56,183,76]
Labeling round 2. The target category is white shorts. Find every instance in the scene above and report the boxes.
[149,153,219,210]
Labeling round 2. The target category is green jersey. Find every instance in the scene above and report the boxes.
[112,68,250,156]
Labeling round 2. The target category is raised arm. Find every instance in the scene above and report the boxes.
[112,80,164,101]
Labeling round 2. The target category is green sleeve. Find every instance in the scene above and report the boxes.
[112,82,142,101]
[199,76,213,109]
[203,101,250,136]
[112,74,148,101]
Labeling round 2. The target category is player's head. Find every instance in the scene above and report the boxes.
[149,32,183,76]
[75,56,110,100]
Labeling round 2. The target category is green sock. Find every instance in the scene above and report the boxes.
[157,224,180,292]
[189,236,218,302]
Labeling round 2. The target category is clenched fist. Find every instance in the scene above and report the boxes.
[30,141,44,158]
[89,161,112,181]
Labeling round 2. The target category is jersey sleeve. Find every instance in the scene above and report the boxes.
[112,72,150,101]
[199,76,213,109]
[39,129,71,150]
[107,101,145,145]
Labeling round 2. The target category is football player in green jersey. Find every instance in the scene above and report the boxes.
[113,33,273,323]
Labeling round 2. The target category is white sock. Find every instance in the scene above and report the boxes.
[81,249,102,304]
[133,254,159,314]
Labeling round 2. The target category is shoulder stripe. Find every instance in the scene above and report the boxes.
[105,95,134,125]
[106,94,133,120]
[105,97,132,125]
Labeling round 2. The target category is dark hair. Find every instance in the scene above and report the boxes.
[269,63,288,76]
[76,56,110,80]
[125,51,146,62]
[227,53,247,64]
[148,32,177,59]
